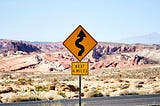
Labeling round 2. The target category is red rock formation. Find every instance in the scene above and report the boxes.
[0,40,159,72]
[0,40,40,53]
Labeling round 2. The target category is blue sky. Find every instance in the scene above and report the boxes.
[0,0,160,42]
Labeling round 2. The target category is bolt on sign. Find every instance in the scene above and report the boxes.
[63,25,98,62]
[72,62,89,75]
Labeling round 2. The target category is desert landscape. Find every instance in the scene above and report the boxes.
[0,39,160,103]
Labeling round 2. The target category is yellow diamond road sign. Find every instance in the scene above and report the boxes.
[63,25,98,61]
[72,62,89,75]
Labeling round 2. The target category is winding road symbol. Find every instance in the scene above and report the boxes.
[63,25,97,61]
[75,30,86,56]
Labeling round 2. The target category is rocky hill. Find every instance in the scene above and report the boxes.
[92,42,160,60]
[118,32,160,44]
[0,39,160,72]
[0,40,40,53]
[1,39,159,55]
[32,42,64,52]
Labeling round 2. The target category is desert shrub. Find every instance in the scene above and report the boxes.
[118,79,123,82]
[49,68,54,71]
[28,95,41,101]
[49,84,56,90]
[135,84,143,88]
[67,84,78,91]
[57,90,66,98]
[35,86,49,92]
[119,84,130,89]
[83,85,88,89]
[138,81,144,84]
[104,80,109,83]
[85,89,103,98]
[120,89,139,96]
[17,78,33,85]
[52,78,58,82]
[18,78,27,85]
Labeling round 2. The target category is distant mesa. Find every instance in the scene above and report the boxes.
[118,32,160,44]
[0,39,64,53]
[0,40,40,53]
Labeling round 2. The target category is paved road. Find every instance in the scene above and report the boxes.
[1,94,160,106]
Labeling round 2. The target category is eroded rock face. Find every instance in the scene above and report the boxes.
[29,48,160,71]
[43,52,74,71]
[11,42,40,53]
[92,45,137,60]
[0,40,40,53]
[0,41,160,72]
[0,54,42,71]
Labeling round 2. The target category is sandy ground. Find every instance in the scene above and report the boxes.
[0,65,160,103]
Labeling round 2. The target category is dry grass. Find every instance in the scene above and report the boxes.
[1,65,160,103]
[84,89,103,98]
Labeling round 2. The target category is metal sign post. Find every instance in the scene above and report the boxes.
[79,75,81,106]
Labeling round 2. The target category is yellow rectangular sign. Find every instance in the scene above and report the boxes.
[71,62,89,75]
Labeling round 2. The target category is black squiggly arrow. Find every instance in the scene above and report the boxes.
[75,30,86,56]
